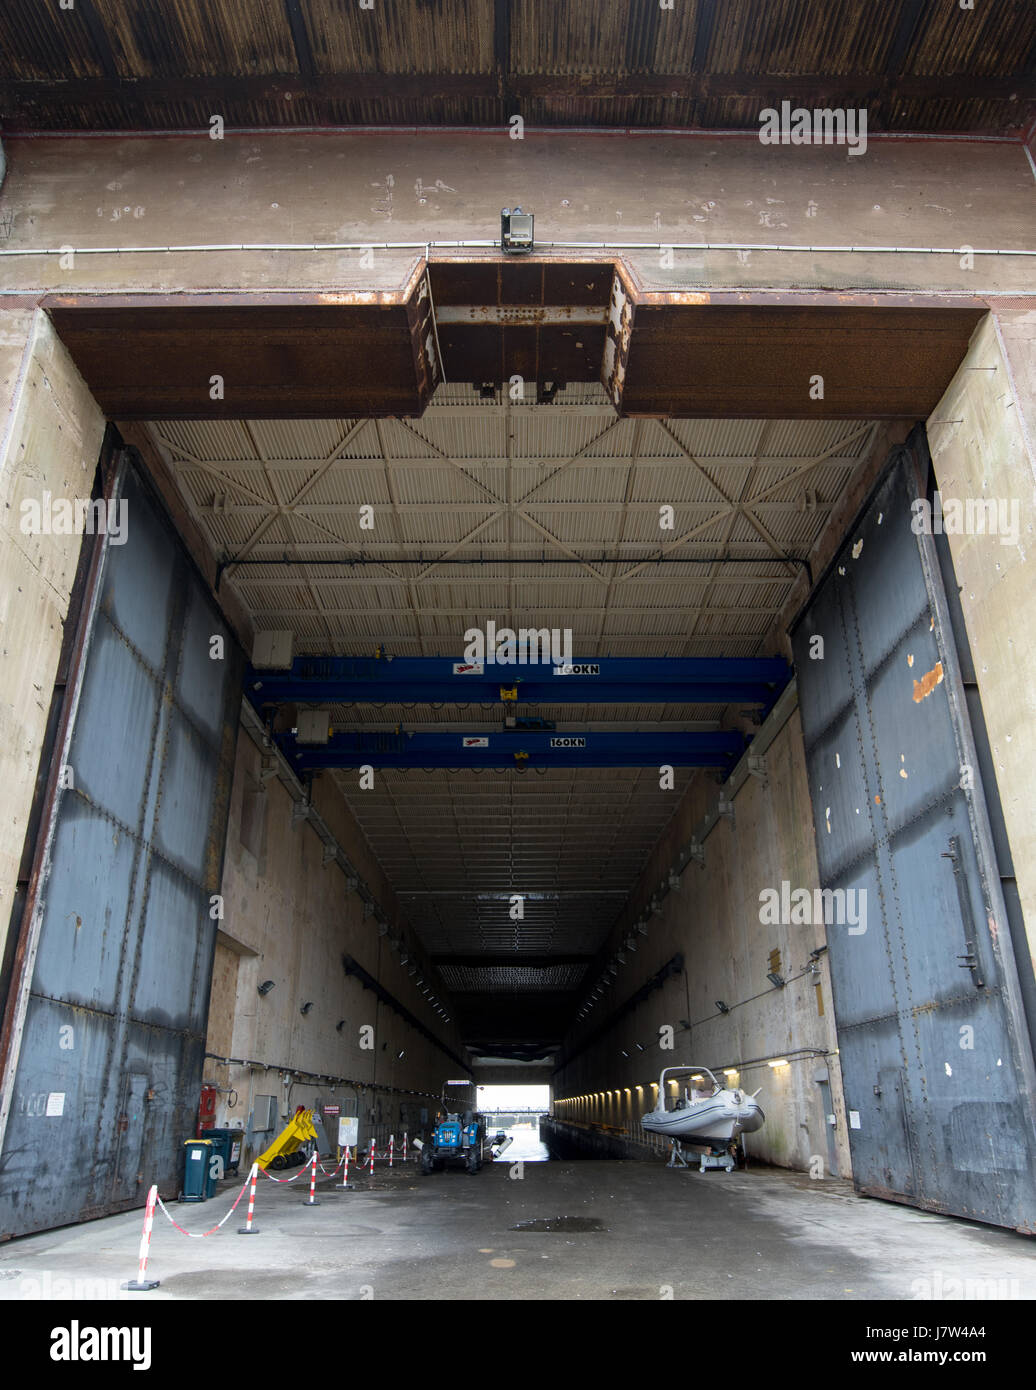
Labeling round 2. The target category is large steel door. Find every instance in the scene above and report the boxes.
[792,439,1036,1231]
[0,452,242,1236]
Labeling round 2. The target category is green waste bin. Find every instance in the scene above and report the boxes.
[181,1138,217,1202]
[205,1127,244,1176]
[204,1130,232,1182]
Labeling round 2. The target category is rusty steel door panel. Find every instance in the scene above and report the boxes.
[0,454,242,1238]
[792,439,1036,1232]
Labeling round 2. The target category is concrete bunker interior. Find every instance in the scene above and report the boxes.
[1,0,1035,1306]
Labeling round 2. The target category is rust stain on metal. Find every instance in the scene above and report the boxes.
[602,270,634,408]
[912,661,944,703]
[318,291,380,305]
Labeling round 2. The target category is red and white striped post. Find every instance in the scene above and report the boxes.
[301,1150,321,1206]
[402,1130,408,1163]
[237,1162,260,1234]
[122,1184,161,1290]
[338,1144,352,1189]
[369,1140,376,1176]
[389,1134,395,1168]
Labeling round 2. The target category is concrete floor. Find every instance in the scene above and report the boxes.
[2,1152,1033,1302]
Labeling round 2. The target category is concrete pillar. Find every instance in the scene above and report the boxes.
[926,312,1036,979]
[0,309,105,961]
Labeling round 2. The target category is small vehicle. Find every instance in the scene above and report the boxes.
[420,1081,487,1175]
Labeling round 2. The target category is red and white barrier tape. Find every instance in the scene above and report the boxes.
[259,1157,316,1183]
[156,1173,250,1238]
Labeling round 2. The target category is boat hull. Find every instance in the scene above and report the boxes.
[641,1091,764,1146]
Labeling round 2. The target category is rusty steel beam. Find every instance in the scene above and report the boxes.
[2,70,1033,115]
[41,282,991,422]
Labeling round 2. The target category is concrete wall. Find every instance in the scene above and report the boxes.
[0,308,105,967]
[205,722,471,1163]
[1,132,1033,296]
[553,705,853,1180]
[926,310,1036,986]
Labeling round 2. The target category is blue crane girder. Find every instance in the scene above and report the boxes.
[246,655,792,708]
[277,728,748,771]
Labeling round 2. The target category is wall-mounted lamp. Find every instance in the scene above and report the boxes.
[768,1058,790,1068]
[715,1000,730,1013]
[767,972,786,988]
[336,1020,345,1032]
[635,1042,646,1052]
[397,1050,405,1059]
[300,1002,314,1015]
[620,1049,629,1058]
[257,980,276,996]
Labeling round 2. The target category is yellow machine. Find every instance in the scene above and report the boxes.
[256,1108,318,1170]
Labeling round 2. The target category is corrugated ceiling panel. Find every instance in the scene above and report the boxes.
[306,0,494,75]
[247,419,363,460]
[675,420,768,457]
[155,420,257,463]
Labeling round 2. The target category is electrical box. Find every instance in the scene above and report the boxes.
[253,1095,278,1133]
[501,207,534,253]
[252,630,294,669]
[297,709,331,744]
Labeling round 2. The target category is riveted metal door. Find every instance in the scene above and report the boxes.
[0,452,242,1237]
[792,438,1036,1231]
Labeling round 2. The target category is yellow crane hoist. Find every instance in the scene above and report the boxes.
[256,1107,318,1170]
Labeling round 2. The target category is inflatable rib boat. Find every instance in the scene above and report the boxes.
[641,1065,764,1147]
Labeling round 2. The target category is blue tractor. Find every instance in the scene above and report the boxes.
[420,1081,487,1175]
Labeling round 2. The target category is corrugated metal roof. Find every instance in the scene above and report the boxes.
[2,0,1031,134]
